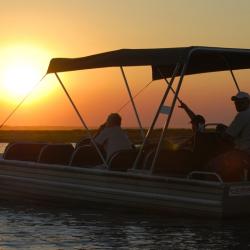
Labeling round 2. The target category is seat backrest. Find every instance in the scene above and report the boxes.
[37,143,74,165]
[3,142,47,161]
[193,132,219,156]
[108,149,138,171]
[69,145,103,167]
[193,132,233,163]
[143,148,194,175]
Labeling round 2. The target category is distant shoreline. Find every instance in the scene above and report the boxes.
[0,128,192,143]
[0,126,190,130]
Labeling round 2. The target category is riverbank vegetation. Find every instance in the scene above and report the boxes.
[0,129,193,144]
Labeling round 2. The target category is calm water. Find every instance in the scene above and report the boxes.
[0,204,249,250]
[0,143,249,249]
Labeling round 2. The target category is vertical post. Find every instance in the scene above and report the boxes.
[55,73,109,168]
[150,60,189,173]
[132,63,180,170]
[120,67,145,140]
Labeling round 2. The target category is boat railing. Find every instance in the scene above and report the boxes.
[187,171,224,183]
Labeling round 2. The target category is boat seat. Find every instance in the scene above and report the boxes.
[144,149,194,176]
[37,143,74,165]
[69,145,104,167]
[203,149,250,182]
[193,132,234,166]
[3,142,47,162]
[108,149,138,171]
[143,133,234,176]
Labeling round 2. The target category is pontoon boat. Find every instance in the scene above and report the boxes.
[1,46,250,218]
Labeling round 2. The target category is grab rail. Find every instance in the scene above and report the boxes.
[187,171,224,183]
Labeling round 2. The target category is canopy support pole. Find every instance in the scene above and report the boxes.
[229,69,240,92]
[120,67,145,140]
[222,56,241,92]
[150,60,189,174]
[0,74,47,130]
[157,68,182,103]
[132,63,180,170]
[54,73,109,168]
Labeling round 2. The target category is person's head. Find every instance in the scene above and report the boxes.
[106,113,122,127]
[190,114,206,132]
[231,91,250,112]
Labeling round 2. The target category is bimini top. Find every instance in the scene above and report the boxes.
[47,46,250,80]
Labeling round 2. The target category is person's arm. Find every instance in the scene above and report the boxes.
[179,101,196,120]
[226,113,244,139]
[94,127,108,147]
[220,113,245,147]
[94,123,106,138]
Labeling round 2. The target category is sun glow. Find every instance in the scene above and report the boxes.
[3,60,41,97]
[0,44,53,104]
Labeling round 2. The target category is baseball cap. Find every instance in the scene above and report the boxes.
[231,91,250,101]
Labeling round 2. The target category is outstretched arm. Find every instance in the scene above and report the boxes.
[179,101,196,120]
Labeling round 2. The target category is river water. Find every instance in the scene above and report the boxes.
[0,143,249,249]
[0,204,249,250]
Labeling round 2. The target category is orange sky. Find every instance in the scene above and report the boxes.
[1,0,250,128]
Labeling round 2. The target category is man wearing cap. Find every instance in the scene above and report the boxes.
[226,91,250,153]
[205,91,250,181]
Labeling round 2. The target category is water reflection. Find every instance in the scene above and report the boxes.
[0,202,248,249]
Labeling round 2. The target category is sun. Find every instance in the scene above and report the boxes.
[3,60,41,98]
[0,44,54,104]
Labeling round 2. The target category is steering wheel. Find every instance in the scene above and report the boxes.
[205,123,228,134]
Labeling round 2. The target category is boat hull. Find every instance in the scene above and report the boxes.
[0,159,249,218]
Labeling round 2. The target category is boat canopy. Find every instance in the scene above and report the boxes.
[47,46,250,79]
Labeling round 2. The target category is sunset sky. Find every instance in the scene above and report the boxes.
[1,0,250,128]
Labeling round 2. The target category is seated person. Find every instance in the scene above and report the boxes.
[179,101,205,132]
[94,113,133,160]
[211,91,250,157]
[225,91,250,153]
[149,103,206,174]
[178,101,206,150]
[178,101,230,156]
[204,91,250,181]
